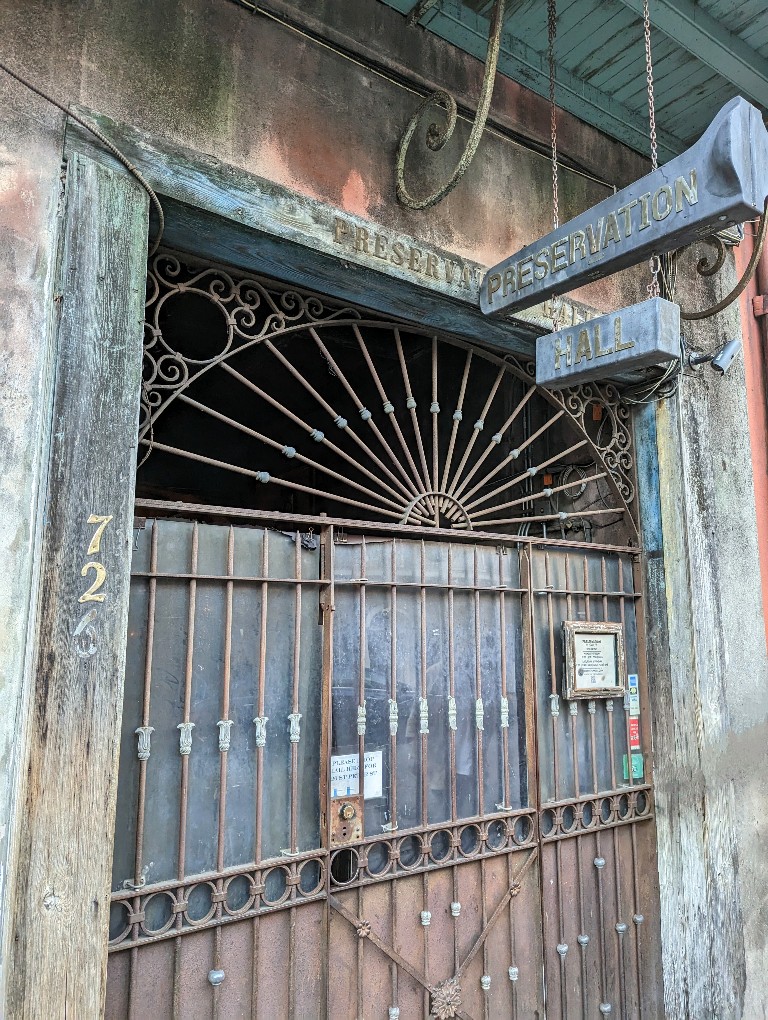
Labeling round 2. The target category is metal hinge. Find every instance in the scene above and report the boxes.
[753,294,768,317]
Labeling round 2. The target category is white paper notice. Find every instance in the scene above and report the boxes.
[330,750,383,799]
[574,633,617,690]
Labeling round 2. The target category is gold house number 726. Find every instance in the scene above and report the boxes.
[78,514,113,604]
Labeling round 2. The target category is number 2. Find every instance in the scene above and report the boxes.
[79,562,107,603]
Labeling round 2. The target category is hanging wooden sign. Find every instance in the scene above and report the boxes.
[535,296,680,389]
[481,97,768,316]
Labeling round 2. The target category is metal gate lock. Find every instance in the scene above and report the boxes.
[331,795,363,845]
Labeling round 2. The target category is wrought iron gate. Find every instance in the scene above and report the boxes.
[105,254,661,1017]
[106,514,661,1019]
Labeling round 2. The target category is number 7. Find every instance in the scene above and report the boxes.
[87,514,113,555]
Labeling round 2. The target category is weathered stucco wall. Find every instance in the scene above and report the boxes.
[640,249,768,1019]
[0,0,766,1016]
[1,0,649,307]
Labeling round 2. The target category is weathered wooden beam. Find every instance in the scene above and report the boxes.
[63,112,545,358]
[8,152,148,1017]
[617,0,768,110]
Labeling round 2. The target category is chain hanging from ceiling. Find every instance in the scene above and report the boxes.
[643,0,663,301]
[641,1,768,323]
[395,0,505,210]
[547,0,561,332]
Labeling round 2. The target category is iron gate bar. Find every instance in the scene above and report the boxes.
[544,552,562,801]
[389,540,399,832]
[325,816,539,894]
[446,384,535,508]
[176,392,412,517]
[631,822,645,1020]
[133,498,641,555]
[256,530,270,865]
[596,828,609,1013]
[575,828,588,1017]
[263,328,416,501]
[440,348,474,500]
[110,845,330,907]
[129,572,325,584]
[219,360,422,513]
[455,849,538,981]
[618,560,635,792]
[178,523,198,884]
[599,558,618,790]
[463,439,588,514]
[132,520,157,892]
[613,824,628,1020]
[455,407,566,510]
[498,547,511,814]
[448,545,458,822]
[346,323,426,502]
[630,553,651,1020]
[564,553,580,797]
[307,330,433,515]
[320,525,334,1020]
[419,540,429,829]
[172,521,198,1017]
[473,548,483,822]
[394,329,434,514]
[140,438,422,523]
[329,895,467,1014]
[443,364,506,514]
[111,509,657,1016]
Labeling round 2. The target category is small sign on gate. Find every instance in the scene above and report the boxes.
[626,674,640,717]
[628,717,641,750]
[331,750,383,799]
[562,620,626,700]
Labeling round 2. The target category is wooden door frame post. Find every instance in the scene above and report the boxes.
[8,151,149,1017]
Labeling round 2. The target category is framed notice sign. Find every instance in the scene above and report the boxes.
[563,621,626,700]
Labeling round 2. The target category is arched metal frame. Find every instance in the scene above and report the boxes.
[139,252,636,540]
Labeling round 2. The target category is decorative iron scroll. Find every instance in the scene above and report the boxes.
[396,0,505,210]
[139,253,637,538]
[498,350,636,511]
[677,196,768,322]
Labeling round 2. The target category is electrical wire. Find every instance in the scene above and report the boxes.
[0,58,164,254]
[620,356,681,405]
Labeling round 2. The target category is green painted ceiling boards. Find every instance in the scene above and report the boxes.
[378,0,768,158]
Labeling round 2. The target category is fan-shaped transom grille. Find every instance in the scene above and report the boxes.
[139,253,636,541]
